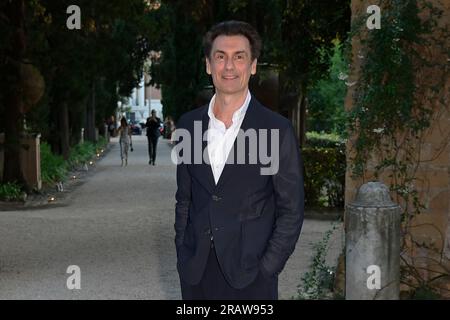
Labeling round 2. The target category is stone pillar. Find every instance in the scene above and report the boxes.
[138,76,145,108]
[0,133,42,190]
[0,133,4,181]
[80,128,84,144]
[345,181,400,300]
[20,133,42,190]
[104,124,110,142]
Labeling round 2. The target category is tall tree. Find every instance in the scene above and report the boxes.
[148,0,350,136]
[1,0,160,185]
[148,0,212,121]
[1,0,27,184]
[27,0,156,149]
[278,0,351,145]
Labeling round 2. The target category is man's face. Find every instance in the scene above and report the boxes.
[206,35,257,96]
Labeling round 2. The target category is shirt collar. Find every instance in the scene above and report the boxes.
[208,90,251,124]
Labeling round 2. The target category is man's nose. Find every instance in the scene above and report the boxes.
[225,57,235,70]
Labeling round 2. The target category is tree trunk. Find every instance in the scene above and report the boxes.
[278,70,308,146]
[290,83,307,148]
[85,80,96,142]
[69,100,85,146]
[3,0,26,185]
[278,70,297,119]
[298,83,307,147]
[59,101,70,159]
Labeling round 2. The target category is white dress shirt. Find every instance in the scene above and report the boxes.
[207,90,251,185]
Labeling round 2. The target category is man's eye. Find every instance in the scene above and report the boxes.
[216,55,224,60]
[235,55,243,60]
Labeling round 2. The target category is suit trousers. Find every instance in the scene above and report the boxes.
[180,246,278,300]
[147,135,159,162]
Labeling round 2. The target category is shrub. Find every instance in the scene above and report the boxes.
[40,142,68,184]
[36,136,109,186]
[295,224,339,299]
[303,132,346,208]
[0,181,24,201]
[67,137,107,169]
[410,285,442,300]
[96,136,107,148]
[305,131,344,148]
[68,142,97,168]
[40,138,108,185]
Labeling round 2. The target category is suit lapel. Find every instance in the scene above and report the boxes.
[215,97,259,190]
[197,109,216,192]
[193,97,260,193]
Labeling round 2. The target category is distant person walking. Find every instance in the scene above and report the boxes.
[145,109,162,165]
[107,115,116,137]
[117,117,132,167]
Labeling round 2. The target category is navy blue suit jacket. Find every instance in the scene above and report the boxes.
[174,97,304,289]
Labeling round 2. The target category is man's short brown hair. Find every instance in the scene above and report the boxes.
[203,20,262,61]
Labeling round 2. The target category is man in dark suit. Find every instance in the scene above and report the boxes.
[173,21,304,299]
[145,109,162,165]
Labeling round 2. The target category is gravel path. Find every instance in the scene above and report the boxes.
[0,136,343,299]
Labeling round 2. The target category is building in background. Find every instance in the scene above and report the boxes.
[118,70,162,125]
[129,72,162,122]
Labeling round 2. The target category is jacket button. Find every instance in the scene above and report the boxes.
[212,195,222,201]
[214,227,219,231]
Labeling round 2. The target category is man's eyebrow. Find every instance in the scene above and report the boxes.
[213,50,248,55]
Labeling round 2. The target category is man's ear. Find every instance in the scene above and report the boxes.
[206,57,211,75]
[251,59,257,75]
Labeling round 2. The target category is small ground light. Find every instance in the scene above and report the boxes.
[72,175,76,179]
[89,161,94,165]
[48,196,56,202]
[96,153,100,157]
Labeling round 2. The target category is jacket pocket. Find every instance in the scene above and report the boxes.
[259,261,277,279]
[239,191,272,221]
[243,256,259,270]
[182,223,196,250]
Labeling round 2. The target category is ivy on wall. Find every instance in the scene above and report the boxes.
[346,0,449,297]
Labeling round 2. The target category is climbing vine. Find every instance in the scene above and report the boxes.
[346,0,450,297]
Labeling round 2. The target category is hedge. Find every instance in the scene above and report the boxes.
[302,132,346,209]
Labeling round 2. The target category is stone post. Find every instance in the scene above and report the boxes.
[20,133,42,191]
[0,133,42,190]
[345,181,400,300]
[104,124,110,142]
[0,133,4,181]
[80,128,84,144]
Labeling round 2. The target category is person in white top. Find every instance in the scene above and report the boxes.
[117,117,132,167]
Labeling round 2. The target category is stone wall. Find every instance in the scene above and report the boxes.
[345,0,450,296]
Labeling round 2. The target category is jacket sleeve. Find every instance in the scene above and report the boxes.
[174,119,191,249]
[261,123,304,277]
